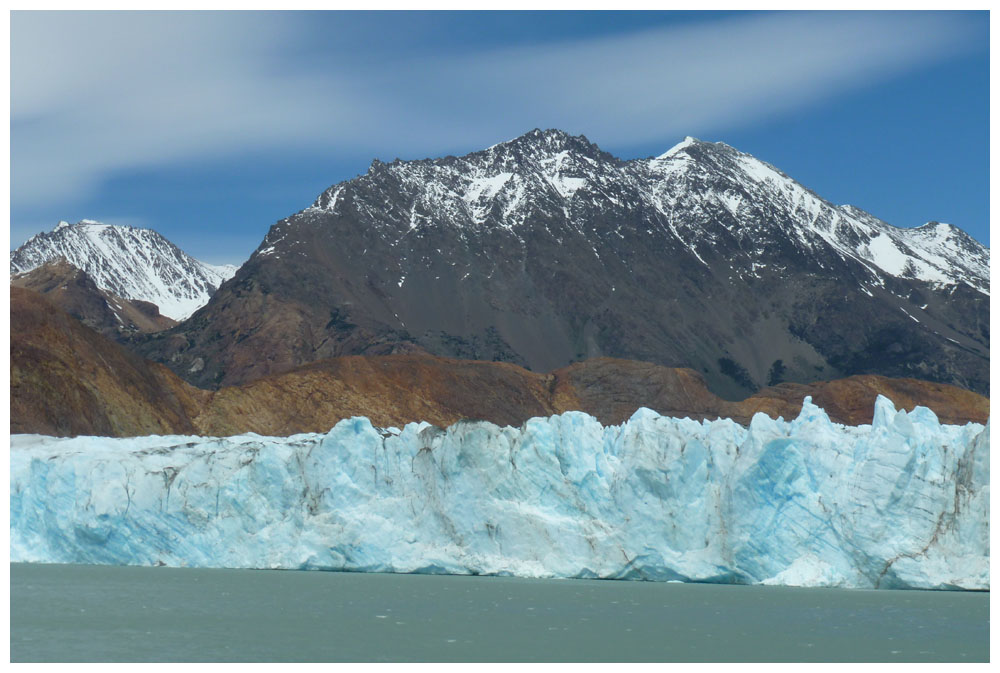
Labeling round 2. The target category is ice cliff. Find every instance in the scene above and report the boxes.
[10,396,989,590]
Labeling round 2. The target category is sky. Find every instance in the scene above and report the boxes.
[10,10,990,265]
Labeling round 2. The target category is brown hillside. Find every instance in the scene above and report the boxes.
[11,286,205,436]
[11,287,989,437]
[196,355,555,435]
[12,259,176,337]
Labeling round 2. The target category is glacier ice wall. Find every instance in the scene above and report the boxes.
[10,396,989,589]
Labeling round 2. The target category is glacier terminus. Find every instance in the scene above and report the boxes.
[10,396,988,591]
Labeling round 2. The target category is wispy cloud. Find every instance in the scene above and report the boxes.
[12,12,366,206]
[12,11,979,208]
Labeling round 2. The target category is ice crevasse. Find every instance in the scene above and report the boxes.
[10,396,989,590]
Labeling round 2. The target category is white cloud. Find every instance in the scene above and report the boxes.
[12,11,371,205]
[11,11,979,208]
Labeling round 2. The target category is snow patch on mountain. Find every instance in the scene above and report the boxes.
[463,172,514,223]
[10,220,237,320]
[539,150,588,199]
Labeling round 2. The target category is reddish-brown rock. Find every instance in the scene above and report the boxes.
[11,286,204,437]
[12,259,176,337]
[11,287,989,437]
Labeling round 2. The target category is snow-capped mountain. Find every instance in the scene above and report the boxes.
[136,129,989,396]
[307,130,988,293]
[10,220,237,320]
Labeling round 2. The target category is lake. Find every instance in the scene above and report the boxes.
[10,563,989,662]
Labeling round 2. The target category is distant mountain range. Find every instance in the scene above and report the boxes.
[120,129,988,397]
[10,220,236,321]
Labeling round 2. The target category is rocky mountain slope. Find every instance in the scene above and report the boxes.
[13,287,988,437]
[133,129,989,397]
[11,287,205,437]
[10,220,237,320]
[12,259,176,338]
[197,355,988,435]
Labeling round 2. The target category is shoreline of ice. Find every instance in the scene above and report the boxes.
[10,396,989,590]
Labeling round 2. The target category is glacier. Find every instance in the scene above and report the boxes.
[10,396,989,590]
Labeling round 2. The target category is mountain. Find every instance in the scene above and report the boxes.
[134,129,988,396]
[10,286,205,437]
[13,286,988,437]
[11,258,176,338]
[10,219,237,320]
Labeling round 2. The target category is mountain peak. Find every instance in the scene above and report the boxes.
[519,127,575,143]
[50,219,114,234]
[11,220,238,320]
[487,128,605,160]
[657,136,702,159]
[653,138,760,172]
[918,220,957,232]
[911,220,982,247]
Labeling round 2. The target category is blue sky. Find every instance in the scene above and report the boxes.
[11,10,989,265]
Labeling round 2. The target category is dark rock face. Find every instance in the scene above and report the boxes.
[133,130,989,397]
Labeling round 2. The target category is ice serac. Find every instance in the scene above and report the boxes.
[10,396,988,590]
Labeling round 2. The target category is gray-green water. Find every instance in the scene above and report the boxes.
[10,563,988,662]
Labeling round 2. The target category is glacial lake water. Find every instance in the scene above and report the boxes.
[10,562,989,662]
